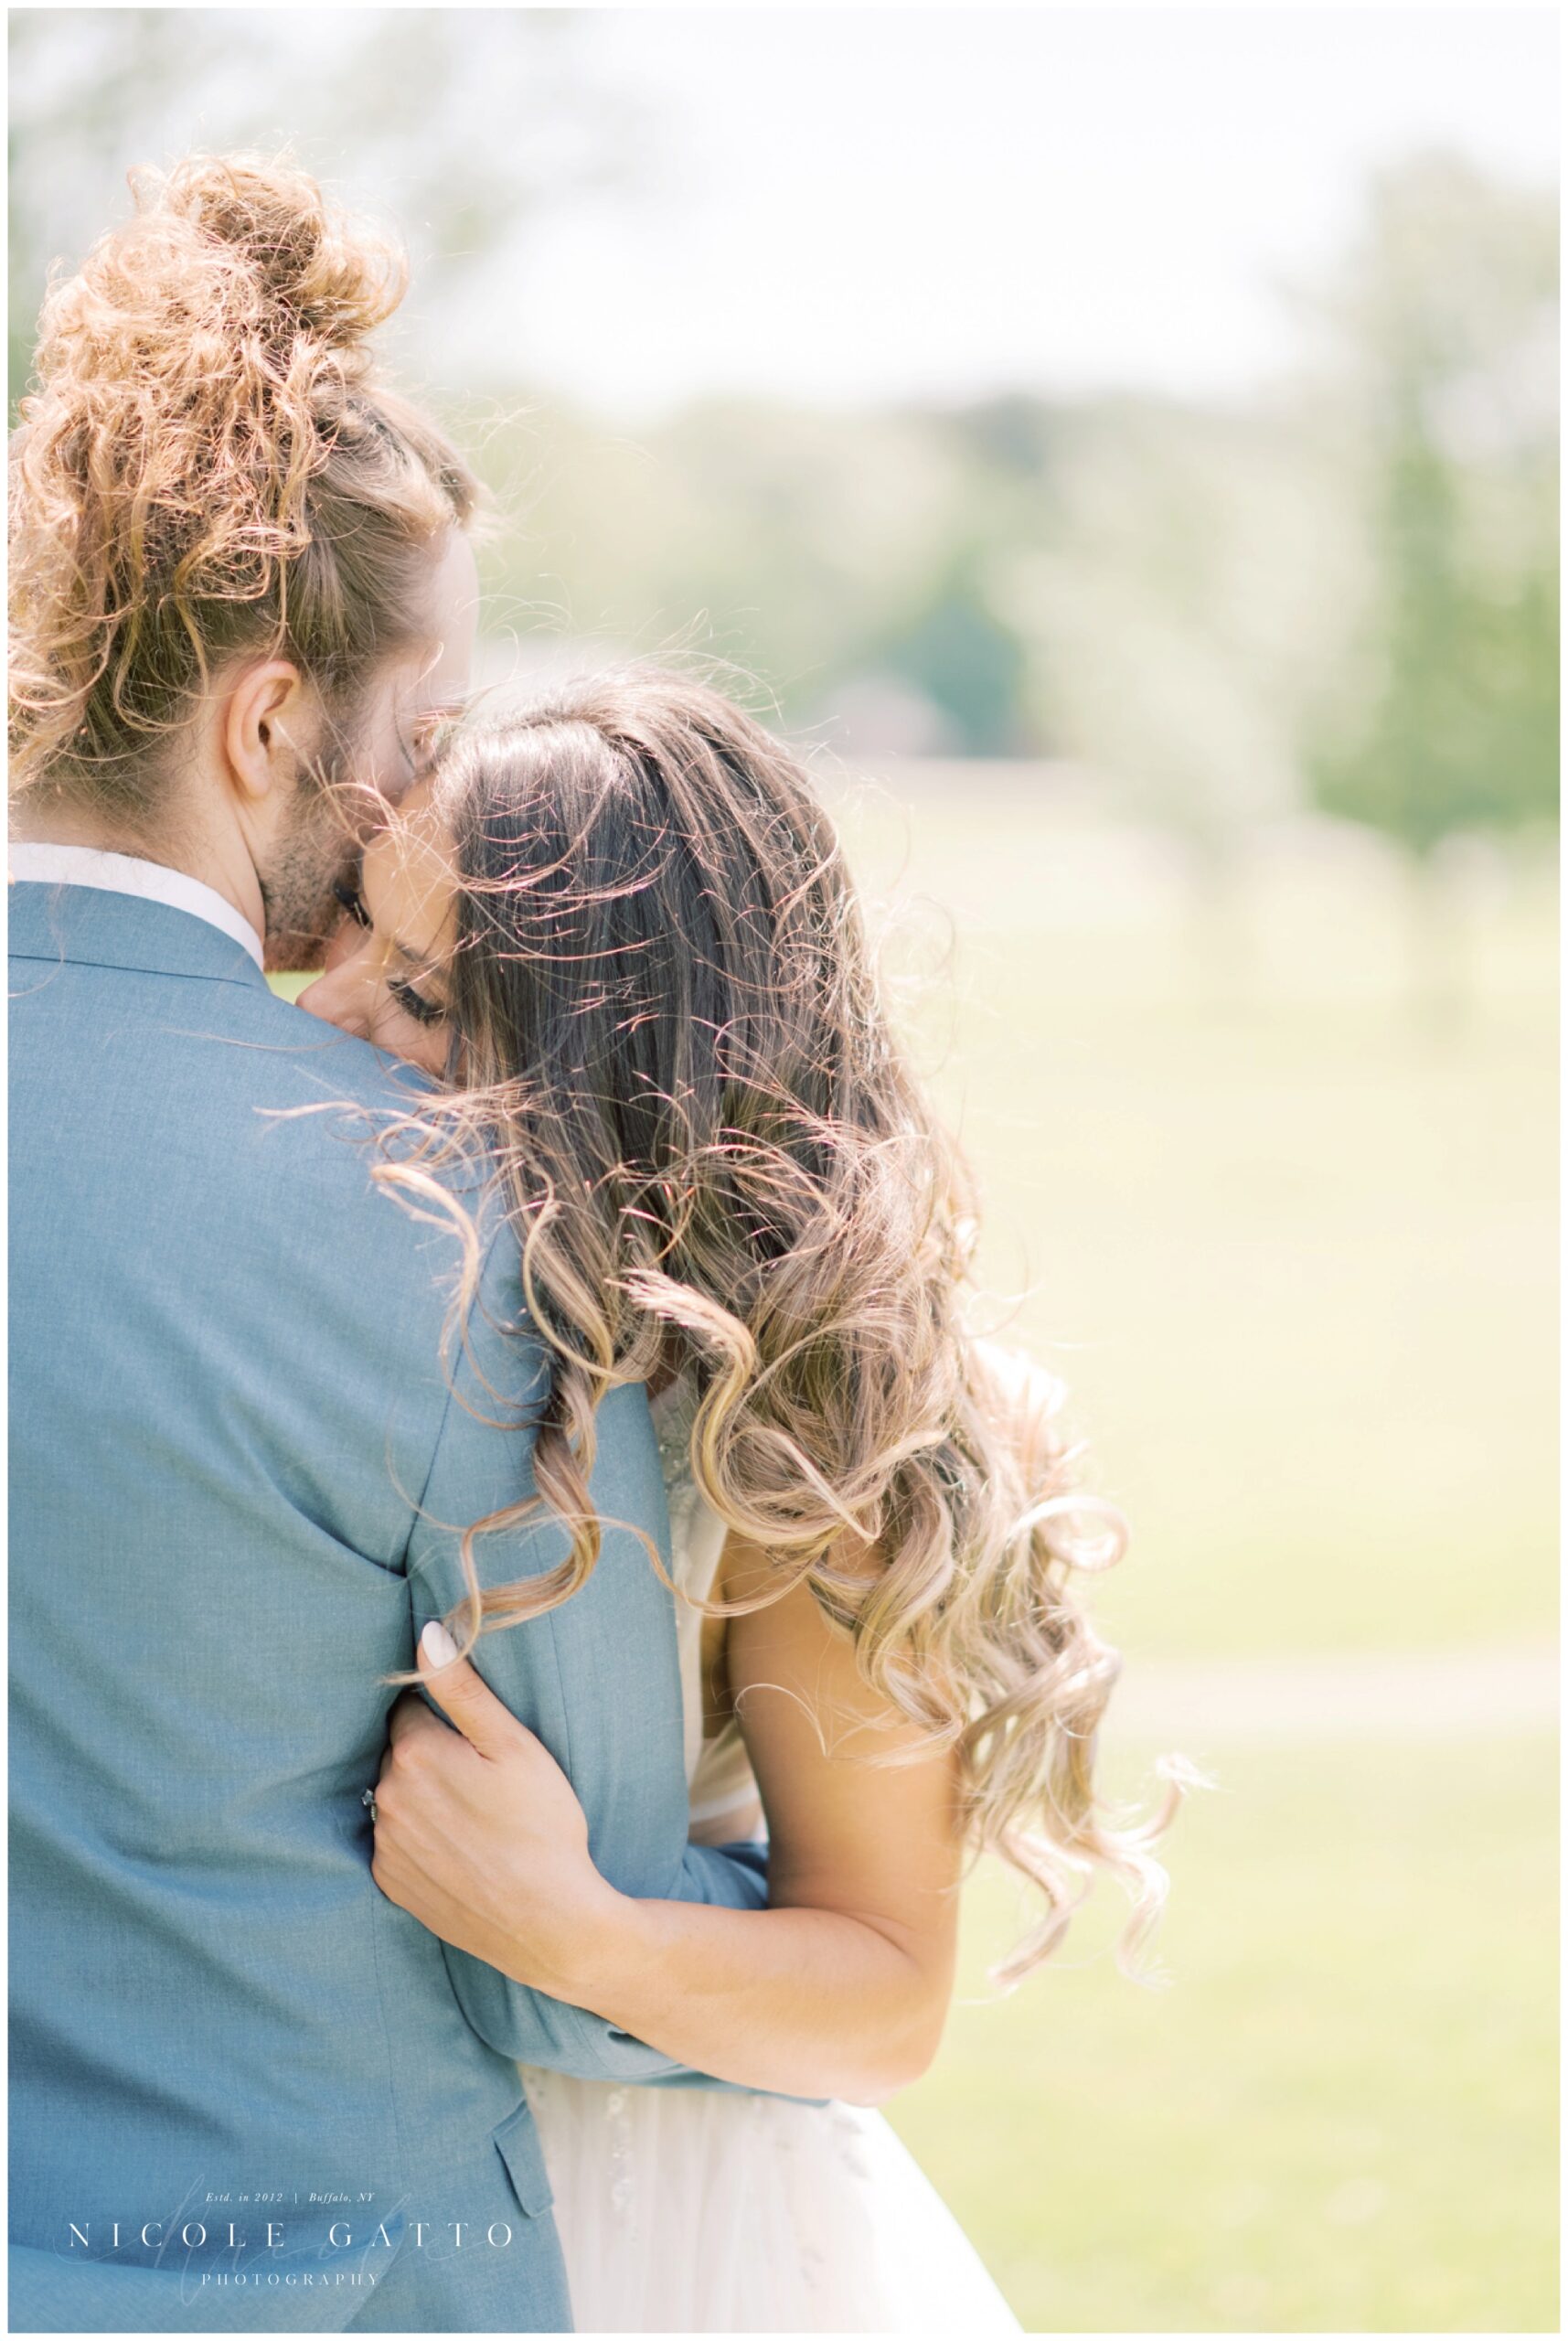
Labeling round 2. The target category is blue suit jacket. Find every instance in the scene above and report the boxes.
[8,884,767,2334]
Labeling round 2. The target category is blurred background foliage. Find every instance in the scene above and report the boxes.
[9,12,1557,883]
[10,10,1558,2331]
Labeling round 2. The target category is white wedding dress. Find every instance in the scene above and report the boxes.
[518,1377,1020,2334]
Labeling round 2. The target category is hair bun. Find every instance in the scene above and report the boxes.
[11,148,475,800]
[133,151,405,362]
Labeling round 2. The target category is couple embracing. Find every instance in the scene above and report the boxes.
[9,156,1185,2335]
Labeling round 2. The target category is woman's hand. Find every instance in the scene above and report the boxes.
[369,1621,624,1999]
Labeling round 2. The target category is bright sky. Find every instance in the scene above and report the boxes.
[441,5,1559,418]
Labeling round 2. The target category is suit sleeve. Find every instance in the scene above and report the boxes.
[403,1224,770,2081]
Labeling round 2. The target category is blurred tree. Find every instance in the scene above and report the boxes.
[1001,396,1355,844]
[1300,154,1558,1026]
[995,394,1364,1006]
[471,396,977,729]
[8,6,646,414]
[875,547,1029,755]
[863,401,1053,754]
[469,391,1049,758]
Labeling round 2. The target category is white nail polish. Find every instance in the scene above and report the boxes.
[421,1619,459,1669]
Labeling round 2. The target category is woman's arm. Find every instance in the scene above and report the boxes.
[571,1533,964,2102]
[371,1536,964,2105]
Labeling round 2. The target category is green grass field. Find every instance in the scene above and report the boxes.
[832,778,1558,2331]
[889,1731,1558,2333]
[829,781,1558,1666]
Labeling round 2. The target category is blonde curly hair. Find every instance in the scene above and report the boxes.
[377,673,1207,1987]
[8,151,476,829]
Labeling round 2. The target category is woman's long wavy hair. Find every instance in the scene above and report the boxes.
[379,672,1206,1987]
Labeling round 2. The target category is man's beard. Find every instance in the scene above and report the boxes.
[257,754,380,976]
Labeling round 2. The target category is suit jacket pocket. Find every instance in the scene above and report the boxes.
[490,2100,555,2220]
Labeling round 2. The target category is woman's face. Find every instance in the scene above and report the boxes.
[297,780,459,1076]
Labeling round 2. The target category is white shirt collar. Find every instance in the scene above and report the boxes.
[7,843,265,971]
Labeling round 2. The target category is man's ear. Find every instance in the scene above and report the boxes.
[221,660,314,807]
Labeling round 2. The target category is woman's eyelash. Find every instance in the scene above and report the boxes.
[333,878,441,1027]
[389,978,444,1029]
[333,878,371,929]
